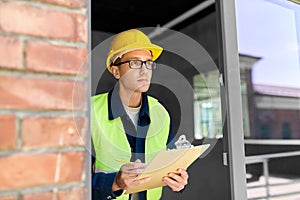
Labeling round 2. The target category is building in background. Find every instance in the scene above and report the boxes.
[251,84,300,139]
[194,54,300,140]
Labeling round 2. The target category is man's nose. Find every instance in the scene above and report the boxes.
[139,63,148,73]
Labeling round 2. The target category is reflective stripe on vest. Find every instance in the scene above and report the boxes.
[91,92,170,200]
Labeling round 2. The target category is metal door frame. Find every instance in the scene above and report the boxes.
[216,0,247,199]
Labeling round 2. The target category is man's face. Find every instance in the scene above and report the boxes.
[111,49,153,93]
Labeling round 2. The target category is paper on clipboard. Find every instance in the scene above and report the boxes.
[125,144,210,194]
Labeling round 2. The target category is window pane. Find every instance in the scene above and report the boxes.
[236,0,300,140]
[236,0,300,199]
[193,70,222,139]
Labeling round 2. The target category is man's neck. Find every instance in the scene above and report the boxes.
[119,88,142,108]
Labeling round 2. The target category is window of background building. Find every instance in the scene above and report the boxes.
[282,122,291,139]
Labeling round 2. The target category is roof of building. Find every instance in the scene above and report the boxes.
[254,84,300,98]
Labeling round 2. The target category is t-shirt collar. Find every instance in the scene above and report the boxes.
[108,87,150,121]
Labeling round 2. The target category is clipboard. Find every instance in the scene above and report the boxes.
[125,144,210,194]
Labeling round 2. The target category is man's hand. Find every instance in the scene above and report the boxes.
[112,159,151,191]
[163,168,189,192]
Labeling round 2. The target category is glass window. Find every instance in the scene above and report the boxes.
[236,0,300,140]
[193,70,222,139]
[282,122,291,139]
[236,0,300,199]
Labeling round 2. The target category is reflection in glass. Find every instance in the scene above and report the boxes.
[236,0,300,199]
[193,70,222,139]
[236,0,300,140]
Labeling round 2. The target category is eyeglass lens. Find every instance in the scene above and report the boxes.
[129,60,156,69]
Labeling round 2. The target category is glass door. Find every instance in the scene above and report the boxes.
[90,0,247,199]
[236,0,300,199]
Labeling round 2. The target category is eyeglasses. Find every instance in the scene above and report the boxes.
[113,60,156,70]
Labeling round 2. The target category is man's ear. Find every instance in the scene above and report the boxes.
[111,66,120,79]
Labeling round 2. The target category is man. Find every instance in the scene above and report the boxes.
[91,29,189,200]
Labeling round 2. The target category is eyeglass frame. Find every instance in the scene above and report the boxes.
[112,60,157,70]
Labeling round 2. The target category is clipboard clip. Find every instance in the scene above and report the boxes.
[174,134,193,149]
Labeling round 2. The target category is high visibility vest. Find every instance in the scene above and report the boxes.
[91,92,170,200]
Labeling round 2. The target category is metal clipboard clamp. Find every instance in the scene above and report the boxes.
[174,134,193,149]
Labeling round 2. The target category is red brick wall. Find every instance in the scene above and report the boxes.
[0,0,88,199]
[255,109,300,139]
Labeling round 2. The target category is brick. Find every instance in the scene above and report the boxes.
[0,76,86,110]
[33,0,86,8]
[0,2,86,42]
[0,153,57,190]
[57,187,86,200]
[22,191,53,200]
[58,152,85,183]
[22,116,86,148]
[26,41,87,75]
[75,14,88,43]
[0,195,16,200]
[0,115,17,150]
[0,35,23,70]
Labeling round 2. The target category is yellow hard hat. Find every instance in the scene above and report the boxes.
[106,29,163,73]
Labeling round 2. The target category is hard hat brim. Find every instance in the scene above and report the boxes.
[106,43,163,73]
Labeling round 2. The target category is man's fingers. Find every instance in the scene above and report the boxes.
[130,163,147,170]
[163,176,183,191]
[120,161,147,173]
[165,173,183,183]
[134,159,142,163]
[115,160,150,190]
[163,169,189,192]
[167,169,188,184]
[133,176,151,185]
[116,174,151,190]
[178,168,189,180]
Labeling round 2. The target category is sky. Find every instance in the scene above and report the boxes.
[235,0,300,88]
